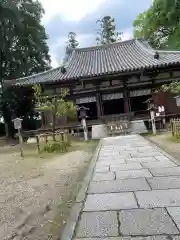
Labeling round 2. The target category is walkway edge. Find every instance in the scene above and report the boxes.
[60,140,102,240]
[140,134,180,165]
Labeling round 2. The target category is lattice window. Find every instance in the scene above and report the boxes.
[130,89,151,97]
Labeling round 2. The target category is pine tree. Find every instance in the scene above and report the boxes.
[96,16,122,44]
[67,32,79,48]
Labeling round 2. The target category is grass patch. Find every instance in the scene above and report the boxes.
[0,138,98,161]
[141,131,166,137]
[166,135,180,143]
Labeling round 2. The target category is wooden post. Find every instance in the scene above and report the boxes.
[123,88,130,115]
[96,92,102,118]
[18,128,24,157]
[36,136,40,153]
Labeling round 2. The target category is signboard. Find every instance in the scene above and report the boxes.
[12,118,23,130]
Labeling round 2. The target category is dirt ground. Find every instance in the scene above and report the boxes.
[146,132,180,162]
[0,140,97,240]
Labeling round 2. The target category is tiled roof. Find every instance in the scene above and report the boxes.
[10,39,180,86]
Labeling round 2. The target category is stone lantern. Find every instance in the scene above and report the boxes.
[77,106,89,141]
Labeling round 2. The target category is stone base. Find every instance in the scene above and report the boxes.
[130,120,148,134]
[92,124,108,140]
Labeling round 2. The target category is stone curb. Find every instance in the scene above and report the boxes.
[60,140,102,240]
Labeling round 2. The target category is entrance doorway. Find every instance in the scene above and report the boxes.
[103,99,124,115]
[130,95,151,112]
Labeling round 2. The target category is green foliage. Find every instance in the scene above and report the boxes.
[67,32,79,48]
[161,81,180,95]
[0,0,51,81]
[96,16,122,44]
[133,0,180,49]
[43,142,68,153]
[33,84,76,119]
[0,0,51,137]
[33,84,77,135]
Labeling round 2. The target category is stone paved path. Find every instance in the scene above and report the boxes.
[74,135,180,240]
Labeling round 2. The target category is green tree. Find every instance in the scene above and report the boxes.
[96,16,122,44]
[133,0,180,49]
[0,0,51,137]
[161,81,180,95]
[67,32,79,48]
[33,84,77,141]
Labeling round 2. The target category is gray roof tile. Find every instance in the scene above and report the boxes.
[10,39,180,86]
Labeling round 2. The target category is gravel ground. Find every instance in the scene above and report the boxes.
[0,141,97,240]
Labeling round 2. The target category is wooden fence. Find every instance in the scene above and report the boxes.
[170,119,180,138]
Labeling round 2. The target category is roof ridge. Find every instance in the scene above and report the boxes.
[157,49,180,54]
[136,40,180,55]
[135,39,156,56]
[74,39,135,52]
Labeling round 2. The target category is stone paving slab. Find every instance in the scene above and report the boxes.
[84,192,138,211]
[147,176,180,189]
[75,211,119,238]
[167,207,180,230]
[155,156,174,161]
[119,208,179,235]
[130,152,163,158]
[75,238,121,240]
[95,166,110,173]
[115,169,152,179]
[75,238,180,240]
[98,159,126,164]
[110,163,142,171]
[92,172,115,181]
[135,189,180,208]
[137,147,159,152]
[141,161,177,169]
[88,178,150,194]
[126,157,157,163]
[150,167,180,177]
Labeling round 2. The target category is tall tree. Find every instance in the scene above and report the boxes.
[96,16,122,44]
[0,0,51,137]
[133,0,180,49]
[67,32,79,48]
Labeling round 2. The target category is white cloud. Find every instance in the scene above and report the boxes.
[122,29,133,41]
[40,0,108,23]
[51,56,59,68]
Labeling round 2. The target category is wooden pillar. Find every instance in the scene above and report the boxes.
[123,87,131,113]
[41,112,46,129]
[96,92,103,117]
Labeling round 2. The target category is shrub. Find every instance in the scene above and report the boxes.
[43,141,68,153]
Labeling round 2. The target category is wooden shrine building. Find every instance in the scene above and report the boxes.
[9,39,180,129]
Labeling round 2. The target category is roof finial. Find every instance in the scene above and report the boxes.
[61,66,66,74]
[154,51,160,59]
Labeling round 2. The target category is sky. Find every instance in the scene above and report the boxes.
[40,0,152,68]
